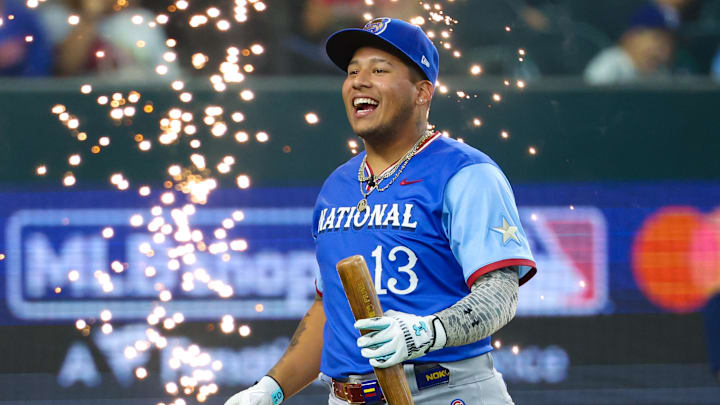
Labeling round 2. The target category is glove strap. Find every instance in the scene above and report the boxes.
[427,316,447,352]
[257,375,284,405]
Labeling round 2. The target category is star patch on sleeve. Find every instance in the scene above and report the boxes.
[491,216,521,246]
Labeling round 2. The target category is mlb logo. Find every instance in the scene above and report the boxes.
[517,207,608,316]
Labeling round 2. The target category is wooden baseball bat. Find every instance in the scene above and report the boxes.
[337,255,415,405]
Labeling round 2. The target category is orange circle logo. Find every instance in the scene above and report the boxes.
[632,207,720,312]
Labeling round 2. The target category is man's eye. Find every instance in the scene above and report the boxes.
[374,68,385,73]
[348,70,358,75]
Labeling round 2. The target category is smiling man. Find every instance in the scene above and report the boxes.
[225,18,537,405]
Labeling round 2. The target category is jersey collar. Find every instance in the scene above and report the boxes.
[362,131,442,179]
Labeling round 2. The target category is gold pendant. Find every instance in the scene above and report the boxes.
[357,198,368,212]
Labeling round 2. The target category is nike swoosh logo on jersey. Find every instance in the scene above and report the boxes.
[400,178,423,186]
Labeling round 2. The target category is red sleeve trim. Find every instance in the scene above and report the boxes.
[466,259,537,288]
[315,279,323,297]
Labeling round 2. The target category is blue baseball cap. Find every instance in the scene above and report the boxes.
[628,4,675,31]
[326,18,439,85]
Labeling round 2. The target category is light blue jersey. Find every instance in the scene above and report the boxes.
[312,133,536,378]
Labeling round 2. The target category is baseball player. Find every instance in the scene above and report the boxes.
[225,18,537,405]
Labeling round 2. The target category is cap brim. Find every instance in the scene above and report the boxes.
[325,28,413,74]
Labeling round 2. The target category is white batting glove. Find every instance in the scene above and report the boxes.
[224,376,284,405]
[354,310,447,368]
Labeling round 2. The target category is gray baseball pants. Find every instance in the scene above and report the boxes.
[321,352,514,405]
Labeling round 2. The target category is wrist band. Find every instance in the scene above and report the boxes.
[264,375,285,405]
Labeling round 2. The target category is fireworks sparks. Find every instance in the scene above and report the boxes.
[220,315,234,334]
[255,131,269,142]
[102,227,114,238]
[62,173,76,187]
[305,112,320,125]
[239,89,254,101]
[236,174,250,189]
[28,1,540,402]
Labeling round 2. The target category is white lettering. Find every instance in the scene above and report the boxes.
[371,244,419,295]
[401,204,418,229]
[387,246,418,294]
[161,337,289,385]
[253,251,288,296]
[93,324,152,386]
[126,233,176,296]
[382,204,401,228]
[343,207,357,229]
[335,207,351,229]
[21,234,317,303]
[58,342,101,387]
[316,204,420,232]
[317,208,327,232]
[353,207,371,228]
[369,204,388,227]
[322,208,336,231]
[25,233,107,298]
[492,345,570,384]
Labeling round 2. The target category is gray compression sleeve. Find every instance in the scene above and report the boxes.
[434,267,519,347]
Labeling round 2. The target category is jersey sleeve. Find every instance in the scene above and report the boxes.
[442,163,537,287]
[311,195,324,296]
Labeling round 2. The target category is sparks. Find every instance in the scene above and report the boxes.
[305,112,319,125]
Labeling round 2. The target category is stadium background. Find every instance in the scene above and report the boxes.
[1,0,720,404]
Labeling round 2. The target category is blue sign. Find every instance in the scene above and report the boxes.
[2,182,719,325]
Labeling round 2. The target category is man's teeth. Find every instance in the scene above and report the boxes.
[353,98,379,107]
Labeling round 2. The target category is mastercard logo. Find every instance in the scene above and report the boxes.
[632,206,720,312]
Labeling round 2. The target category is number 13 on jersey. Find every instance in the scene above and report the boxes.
[371,245,418,295]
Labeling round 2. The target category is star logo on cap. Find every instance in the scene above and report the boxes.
[491,217,521,245]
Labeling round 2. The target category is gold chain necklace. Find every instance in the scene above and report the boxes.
[356,130,434,212]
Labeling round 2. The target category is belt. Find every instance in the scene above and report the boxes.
[331,378,385,404]
[329,363,450,404]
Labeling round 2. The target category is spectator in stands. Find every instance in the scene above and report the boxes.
[0,0,52,76]
[584,3,676,84]
[283,0,423,75]
[712,48,720,80]
[281,0,364,75]
[653,0,697,28]
[53,0,177,79]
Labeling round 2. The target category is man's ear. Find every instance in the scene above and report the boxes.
[416,80,434,106]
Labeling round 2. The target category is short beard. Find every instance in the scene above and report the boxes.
[355,98,416,144]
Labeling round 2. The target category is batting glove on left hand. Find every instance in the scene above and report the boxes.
[224,376,284,405]
[354,310,447,368]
